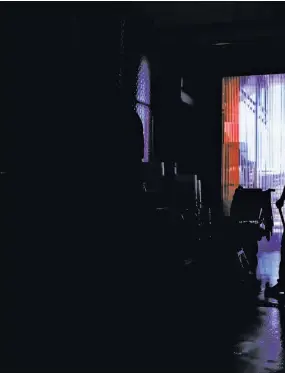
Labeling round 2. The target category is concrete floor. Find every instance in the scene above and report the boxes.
[3,218,285,372]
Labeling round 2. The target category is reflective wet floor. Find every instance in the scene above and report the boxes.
[234,239,285,373]
[4,225,285,372]
[234,306,285,373]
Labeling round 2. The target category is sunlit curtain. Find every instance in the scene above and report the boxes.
[136,56,151,162]
[222,74,285,250]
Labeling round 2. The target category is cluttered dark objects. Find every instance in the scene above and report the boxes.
[142,167,277,296]
[231,185,274,240]
[229,186,274,289]
[142,162,213,264]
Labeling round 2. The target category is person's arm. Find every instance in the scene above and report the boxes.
[281,186,285,201]
[277,186,285,208]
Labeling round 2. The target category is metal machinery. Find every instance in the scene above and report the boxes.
[230,186,274,277]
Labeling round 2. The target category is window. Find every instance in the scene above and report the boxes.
[136,56,151,162]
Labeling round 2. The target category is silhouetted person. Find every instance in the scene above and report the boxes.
[267,187,285,296]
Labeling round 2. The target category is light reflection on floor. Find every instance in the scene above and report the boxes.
[235,224,285,372]
[234,306,285,373]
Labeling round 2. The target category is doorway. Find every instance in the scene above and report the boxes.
[222,74,285,255]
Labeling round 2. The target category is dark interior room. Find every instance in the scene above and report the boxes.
[3,2,285,372]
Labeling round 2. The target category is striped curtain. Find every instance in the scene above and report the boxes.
[222,74,285,250]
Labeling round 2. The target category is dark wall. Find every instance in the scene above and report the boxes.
[152,50,181,161]
[147,39,223,210]
[215,43,285,77]
[121,15,154,103]
[1,5,124,173]
[180,47,222,209]
[1,6,147,370]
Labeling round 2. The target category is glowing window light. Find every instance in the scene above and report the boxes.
[136,56,151,162]
[222,73,285,250]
